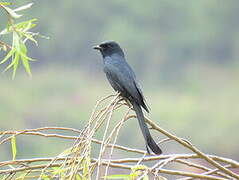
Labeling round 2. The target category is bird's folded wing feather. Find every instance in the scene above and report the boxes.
[103,58,148,111]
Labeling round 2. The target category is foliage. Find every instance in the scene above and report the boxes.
[10,135,17,160]
[0,2,43,78]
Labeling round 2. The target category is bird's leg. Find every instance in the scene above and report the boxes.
[125,98,132,109]
[117,93,125,103]
[117,92,132,109]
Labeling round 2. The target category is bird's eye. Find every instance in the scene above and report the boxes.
[100,44,107,48]
[103,44,111,49]
[100,44,112,49]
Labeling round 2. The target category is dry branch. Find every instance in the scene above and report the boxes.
[0,93,238,179]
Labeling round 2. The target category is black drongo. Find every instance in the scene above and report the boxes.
[93,41,162,155]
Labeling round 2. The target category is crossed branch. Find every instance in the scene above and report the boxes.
[0,94,238,179]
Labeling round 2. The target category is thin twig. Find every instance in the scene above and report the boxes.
[145,117,239,179]
[0,94,238,179]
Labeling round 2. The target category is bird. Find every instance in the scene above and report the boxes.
[93,41,162,155]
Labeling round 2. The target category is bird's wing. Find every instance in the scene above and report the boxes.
[104,57,149,112]
[133,80,149,112]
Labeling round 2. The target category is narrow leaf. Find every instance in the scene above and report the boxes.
[22,22,32,32]
[13,3,33,12]
[11,136,17,160]
[0,49,16,64]
[1,19,37,35]
[16,18,37,28]
[59,148,72,157]
[104,174,131,179]
[7,21,11,32]
[0,2,11,5]
[76,174,82,180]
[13,32,20,51]
[41,174,50,180]
[19,42,32,76]
[23,33,38,45]
[1,5,22,18]
[12,52,20,79]
[4,52,19,72]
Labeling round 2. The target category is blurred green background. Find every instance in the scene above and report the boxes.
[0,0,239,162]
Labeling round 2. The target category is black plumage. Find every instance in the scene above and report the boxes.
[93,41,162,155]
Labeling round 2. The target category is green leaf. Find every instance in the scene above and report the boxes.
[130,171,141,179]
[12,52,20,79]
[0,19,37,35]
[41,174,50,180]
[22,22,33,32]
[13,32,20,50]
[1,5,22,18]
[76,174,82,180]
[132,165,148,171]
[19,40,27,53]
[4,52,19,72]
[0,2,11,6]
[19,42,32,76]
[52,167,67,177]
[7,21,11,32]
[13,3,33,12]
[21,55,32,76]
[104,174,131,179]
[15,19,37,31]
[22,33,38,45]
[11,136,17,160]
[83,157,91,178]
[59,147,72,157]
[0,49,16,64]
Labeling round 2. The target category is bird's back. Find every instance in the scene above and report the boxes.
[103,54,149,112]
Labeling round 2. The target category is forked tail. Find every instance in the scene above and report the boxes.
[132,101,162,155]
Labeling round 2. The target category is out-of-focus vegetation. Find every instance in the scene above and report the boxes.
[0,2,42,78]
[0,0,238,162]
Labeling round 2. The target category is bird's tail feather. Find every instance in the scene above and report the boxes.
[131,101,162,155]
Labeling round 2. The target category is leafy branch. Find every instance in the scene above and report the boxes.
[0,2,45,79]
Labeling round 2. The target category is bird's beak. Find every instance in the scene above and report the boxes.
[93,45,101,50]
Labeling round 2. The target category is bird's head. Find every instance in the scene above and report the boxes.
[93,41,125,57]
